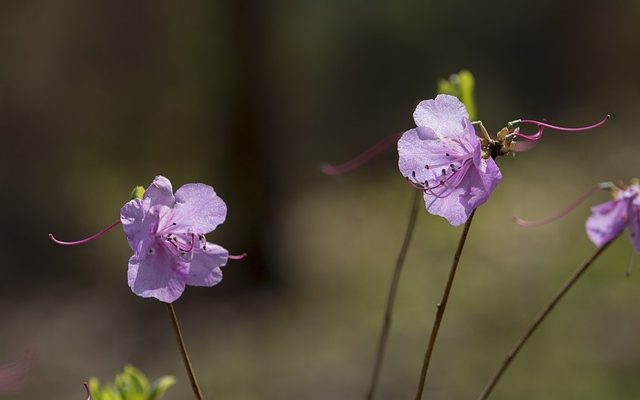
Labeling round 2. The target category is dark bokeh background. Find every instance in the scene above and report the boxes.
[2,1,640,399]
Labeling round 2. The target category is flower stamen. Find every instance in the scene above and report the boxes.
[405,158,472,198]
[321,132,403,176]
[626,250,635,277]
[49,220,122,246]
[167,233,196,253]
[513,185,600,227]
[513,114,610,141]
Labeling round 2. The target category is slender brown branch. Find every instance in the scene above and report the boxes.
[366,190,421,400]
[166,303,205,400]
[414,209,477,400]
[476,233,621,400]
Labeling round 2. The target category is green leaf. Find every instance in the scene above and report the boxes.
[104,388,121,400]
[87,365,173,400]
[148,376,177,400]
[124,365,150,393]
[89,378,103,400]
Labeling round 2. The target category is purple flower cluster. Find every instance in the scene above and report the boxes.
[42,72,619,400]
[50,94,611,301]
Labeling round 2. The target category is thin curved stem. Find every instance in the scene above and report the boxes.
[366,190,421,400]
[476,233,621,400]
[414,209,476,400]
[166,304,205,400]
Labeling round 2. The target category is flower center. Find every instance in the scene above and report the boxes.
[406,155,474,198]
[155,223,208,257]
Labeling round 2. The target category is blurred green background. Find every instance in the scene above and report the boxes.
[1,1,640,399]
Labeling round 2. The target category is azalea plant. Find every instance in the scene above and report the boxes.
[34,71,628,400]
[50,176,245,400]
[322,70,609,400]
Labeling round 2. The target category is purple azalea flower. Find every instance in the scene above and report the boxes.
[515,181,638,275]
[50,176,244,303]
[398,94,502,225]
[586,183,640,250]
[515,180,639,254]
[120,176,230,303]
[322,93,607,226]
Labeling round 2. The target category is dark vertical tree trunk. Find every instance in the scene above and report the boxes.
[224,0,276,285]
